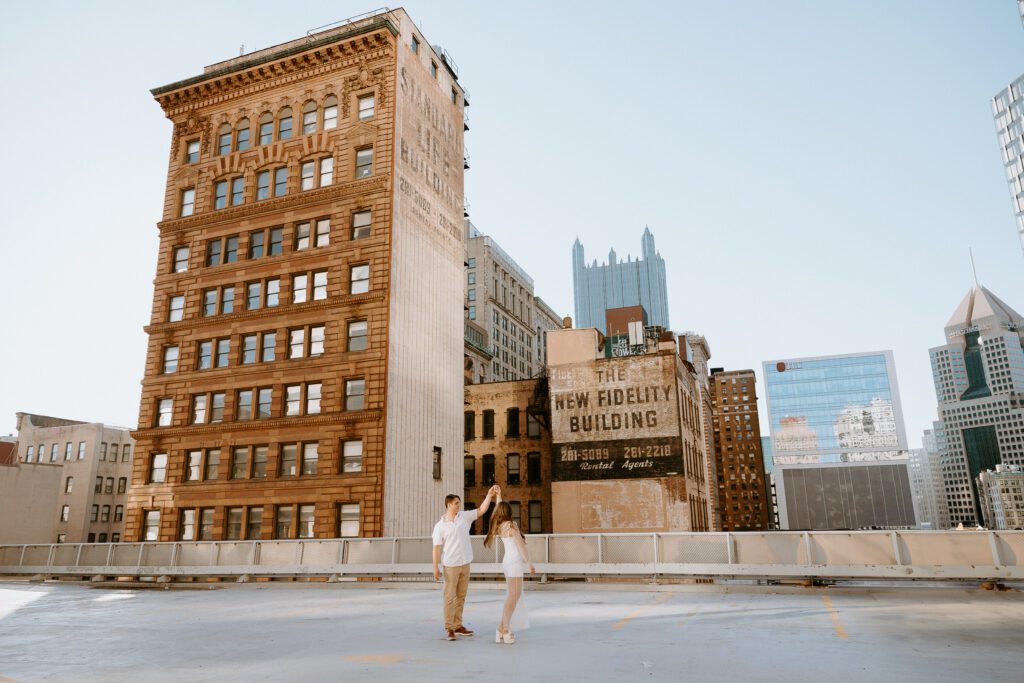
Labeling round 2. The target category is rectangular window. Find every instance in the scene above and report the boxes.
[101,505,111,523]
[276,506,293,539]
[312,271,328,300]
[185,139,200,164]
[237,390,253,420]
[214,180,228,209]
[528,501,542,533]
[301,443,318,475]
[247,282,261,310]
[341,440,363,473]
[464,455,475,487]
[232,177,244,205]
[50,444,59,462]
[509,501,521,528]
[218,129,232,155]
[468,306,475,320]
[507,453,520,485]
[430,61,437,78]
[224,236,238,263]
[205,449,220,480]
[236,126,249,151]
[186,450,202,481]
[257,170,270,200]
[25,446,33,463]
[215,339,230,367]
[180,509,196,541]
[324,102,337,129]
[345,378,365,411]
[339,503,360,537]
[198,508,214,539]
[464,411,475,441]
[355,148,373,178]
[168,295,184,323]
[289,329,305,359]
[104,478,113,494]
[259,118,273,145]
[94,476,102,493]
[482,410,494,439]
[274,167,287,196]
[261,332,276,362]
[257,388,273,419]
[300,161,315,191]
[358,94,375,120]
[114,506,124,522]
[143,510,160,541]
[197,341,212,370]
[210,393,225,423]
[306,383,322,415]
[411,35,419,53]
[295,222,310,251]
[285,386,302,416]
[293,274,308,303]
[350,264,369,294]
[467,288,476,301]
[231,447,248,479]
[173,246,189,273]
[319,157,333,186]
[247,507,263,539]
[279,113,293,140]
[226,508,243,540]
[180,188,195,217]
[298,504,316,538]
[482,454,495,485]
[249,230,265,259]
[351,210,371,240]
[507,408,520,437]
[117,477,127,494]
[347,320,367,351]
[269,228,283,255]
[241,335,257,364]
[266,278,280,306]
[206,239,222,266]
[527,452,541,483]
[432,447,442,480]
[64,476,73,493]
[303,107,317,134]
[203,289,217,316]
[150,452,168,483]
[280,444,297,476]
[315,218,330,246]
[220,286,234,314]
[527,413,540,438]
[163,346,179,373]
[156,399,173,427]
[253,445,268,478]
[310,325,325,356]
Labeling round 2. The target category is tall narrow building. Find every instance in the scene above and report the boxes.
[928,286,1024,526]
[572,228,669,334]
[991,0,1024,254]
[126,9,466,541]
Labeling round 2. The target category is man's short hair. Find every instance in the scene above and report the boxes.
[444,494,461,506]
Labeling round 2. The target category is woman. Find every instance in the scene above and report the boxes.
[483,499,535,644]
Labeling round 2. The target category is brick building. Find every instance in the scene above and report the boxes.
[463,380,553,533]
[127,9,467,542]
[709,369,770,530]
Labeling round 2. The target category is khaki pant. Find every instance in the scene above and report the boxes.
[442,563,471,630]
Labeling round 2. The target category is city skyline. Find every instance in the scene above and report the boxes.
[1,1,1022,450]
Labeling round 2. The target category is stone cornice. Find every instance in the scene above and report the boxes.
[153,20,398,113]
[132,410,382,441]
[144,291,387,336]
[158,174,390,237]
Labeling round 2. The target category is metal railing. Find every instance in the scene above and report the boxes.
[1,531,1022,582]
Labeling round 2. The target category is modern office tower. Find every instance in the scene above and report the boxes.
[763,352,916,529]
[572,227,669,334]
[908,425,951,530]
[534,297,563,370]
[463,379,552,533]
[466,220,552,381]
[928,285,1024,526]
[977,464,1024,529]
[127,9,467,541]
[1,413,135,544]
[709,369,770,531]
[992,0,1024,254]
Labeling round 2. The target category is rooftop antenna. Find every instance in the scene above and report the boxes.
[969,248,980,288]
[239,44,245,56]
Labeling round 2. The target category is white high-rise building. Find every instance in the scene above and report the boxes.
[990,0,1024,254]
[908,424,951,530]
[977,464,1024,529]
[928,286,1024,526]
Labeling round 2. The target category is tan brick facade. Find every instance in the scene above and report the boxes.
[710,369,770,530]
[127,10,466,541]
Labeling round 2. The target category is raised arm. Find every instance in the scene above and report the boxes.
[475,485,498,519]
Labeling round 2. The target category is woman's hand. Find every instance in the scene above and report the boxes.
[529,563,536,576]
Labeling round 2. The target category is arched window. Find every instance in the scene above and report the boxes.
[323,95,338,130]
[217,123,232,156]
[302,101,317,135]
[278,107,293,140]
[258,112,273,145]
[235,118,250,152]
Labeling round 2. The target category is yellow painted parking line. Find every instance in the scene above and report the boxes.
[344,654,407,664]
[821,595,848,639]
[612,593,672,630]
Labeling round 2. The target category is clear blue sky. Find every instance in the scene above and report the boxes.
[0,1,1021,447]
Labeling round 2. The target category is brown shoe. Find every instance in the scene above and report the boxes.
[453,626,474,637]
[446,629,456,641]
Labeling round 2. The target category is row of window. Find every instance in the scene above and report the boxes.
[464,452,542,487]
[165,264,370,323]
[185,94,376,166]
[179,149,373,217]
[147,440,364,484]
[171,211,372,275]
[61,476,128,495]
[141,502,361,541]
[25,442,132,464]
[152,378,366,427]
[467,500,542,535]
[464,408,541,441]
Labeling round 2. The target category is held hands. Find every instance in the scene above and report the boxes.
[487,485,501,500]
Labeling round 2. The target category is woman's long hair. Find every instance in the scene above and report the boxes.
[483,501,514,548]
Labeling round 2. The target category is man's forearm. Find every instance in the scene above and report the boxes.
[432,546,442,569]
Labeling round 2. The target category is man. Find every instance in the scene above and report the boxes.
[432,485,499,641]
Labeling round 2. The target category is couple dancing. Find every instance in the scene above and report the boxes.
[431,485,534,644]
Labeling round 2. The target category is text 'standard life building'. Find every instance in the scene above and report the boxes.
[127,9,466,541]
[763,352,915,530]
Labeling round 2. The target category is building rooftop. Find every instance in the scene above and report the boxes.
[0,581,1021,681]
[945,285,1024,333]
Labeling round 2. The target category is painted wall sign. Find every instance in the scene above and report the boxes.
[552,438,683,481]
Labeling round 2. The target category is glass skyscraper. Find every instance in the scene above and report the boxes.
[572,227,669,334]
[991,1,1024,254]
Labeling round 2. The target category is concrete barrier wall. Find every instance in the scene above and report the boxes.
[0,531,1021,581]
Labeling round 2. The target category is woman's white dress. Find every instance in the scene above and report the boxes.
[500,533,530,630]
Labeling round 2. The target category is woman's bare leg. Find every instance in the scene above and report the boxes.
[499,577,523,633]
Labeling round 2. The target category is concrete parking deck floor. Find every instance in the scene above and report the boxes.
[1,581,1023,682]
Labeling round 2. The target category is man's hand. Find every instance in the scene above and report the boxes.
[433,565,441,582]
